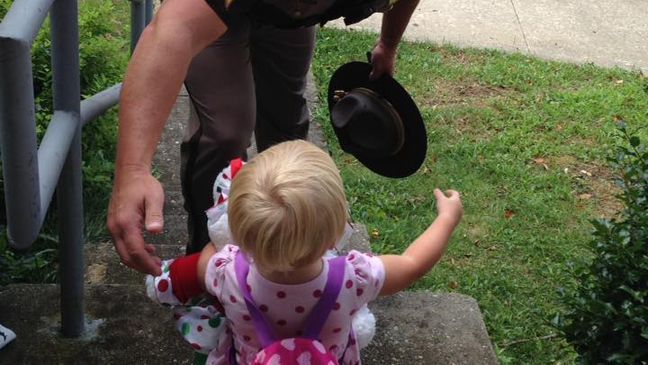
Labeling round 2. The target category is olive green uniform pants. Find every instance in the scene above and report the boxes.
[181,19,317,252]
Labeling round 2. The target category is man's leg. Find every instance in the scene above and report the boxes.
[182,20,255,253]
[249,25,317,152]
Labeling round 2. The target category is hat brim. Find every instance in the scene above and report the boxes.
[328,62,427,178]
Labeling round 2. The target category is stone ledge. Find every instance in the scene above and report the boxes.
[0,284,193,365]
[365,292,498,364]
[84,225,370,287]
[0,285,496,365]
[84,243,186,286]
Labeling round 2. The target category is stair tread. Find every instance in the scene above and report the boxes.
[0,284,497,365]
[85,224,371,286]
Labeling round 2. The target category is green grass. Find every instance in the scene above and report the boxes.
[312,28,648,364]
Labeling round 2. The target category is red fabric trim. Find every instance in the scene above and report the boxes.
[230,158,243,179]
[169,253,204,303]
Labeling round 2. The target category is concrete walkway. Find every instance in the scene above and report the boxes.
[328,0,648,73]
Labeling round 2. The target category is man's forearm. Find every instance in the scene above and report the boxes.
[379,0,420,48]
[116,26,191,176]
[115,0,225,178]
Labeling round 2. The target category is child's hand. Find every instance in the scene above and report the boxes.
[380,188,464,295]
[434,189,463,224]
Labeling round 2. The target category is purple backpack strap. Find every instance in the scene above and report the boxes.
[302,257,346,340]
[235,252,276,347]
[234,252,347,346]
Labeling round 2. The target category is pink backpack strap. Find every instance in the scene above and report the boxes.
[234,252,346,347]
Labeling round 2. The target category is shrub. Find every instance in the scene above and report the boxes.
[0,0,129,285]
[559,123,648,364]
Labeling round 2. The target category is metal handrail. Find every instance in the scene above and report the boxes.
[0,0,153,338]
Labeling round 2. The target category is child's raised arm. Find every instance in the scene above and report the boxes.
[379,189,463,296]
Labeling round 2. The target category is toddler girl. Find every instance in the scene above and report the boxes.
[148,140,463,364]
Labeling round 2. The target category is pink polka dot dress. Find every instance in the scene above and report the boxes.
[204,244,385,365]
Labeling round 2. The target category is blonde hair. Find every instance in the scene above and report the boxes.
[228,140,348,272]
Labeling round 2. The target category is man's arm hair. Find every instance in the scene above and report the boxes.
[378,0,419,49]
[115,0,226,176]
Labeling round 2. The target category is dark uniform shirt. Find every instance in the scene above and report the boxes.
[205,0,394,28]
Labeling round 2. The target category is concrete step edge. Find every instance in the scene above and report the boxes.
[0,284,497,364]
[85,223,371,286]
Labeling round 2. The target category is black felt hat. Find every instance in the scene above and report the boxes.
[328,61,427,178]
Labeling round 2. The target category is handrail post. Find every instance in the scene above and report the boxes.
[130,0,146,52]
[0,38,41,249]
[51,0,84,337]
[145,0,154,24]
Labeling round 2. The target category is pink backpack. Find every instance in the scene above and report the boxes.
[235,252,346,365]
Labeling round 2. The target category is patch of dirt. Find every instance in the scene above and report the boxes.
[85,263,107,285]
[446,254,489,270]
[418,81,516,141]
[539,155,623,218]
[449,116,493,139]
[436,48,488,67]
[425,81,513,109]
[466,222,489,240]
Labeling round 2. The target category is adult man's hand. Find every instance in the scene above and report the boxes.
[371,0,420,79]
[108,169,164,276]
[369,40,397,79]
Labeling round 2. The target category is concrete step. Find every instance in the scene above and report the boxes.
[142,214,188,247]
[162,190,186,216]
[84,243,186,286]
[0,284,193,365]
[153,94,188,193]
[0,284,497,365]
[84,224,372,286]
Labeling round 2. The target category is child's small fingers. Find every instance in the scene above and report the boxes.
[433,188,445,199]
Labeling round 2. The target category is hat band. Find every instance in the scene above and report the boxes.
[335,88,405,158]
[353,88,404,131]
